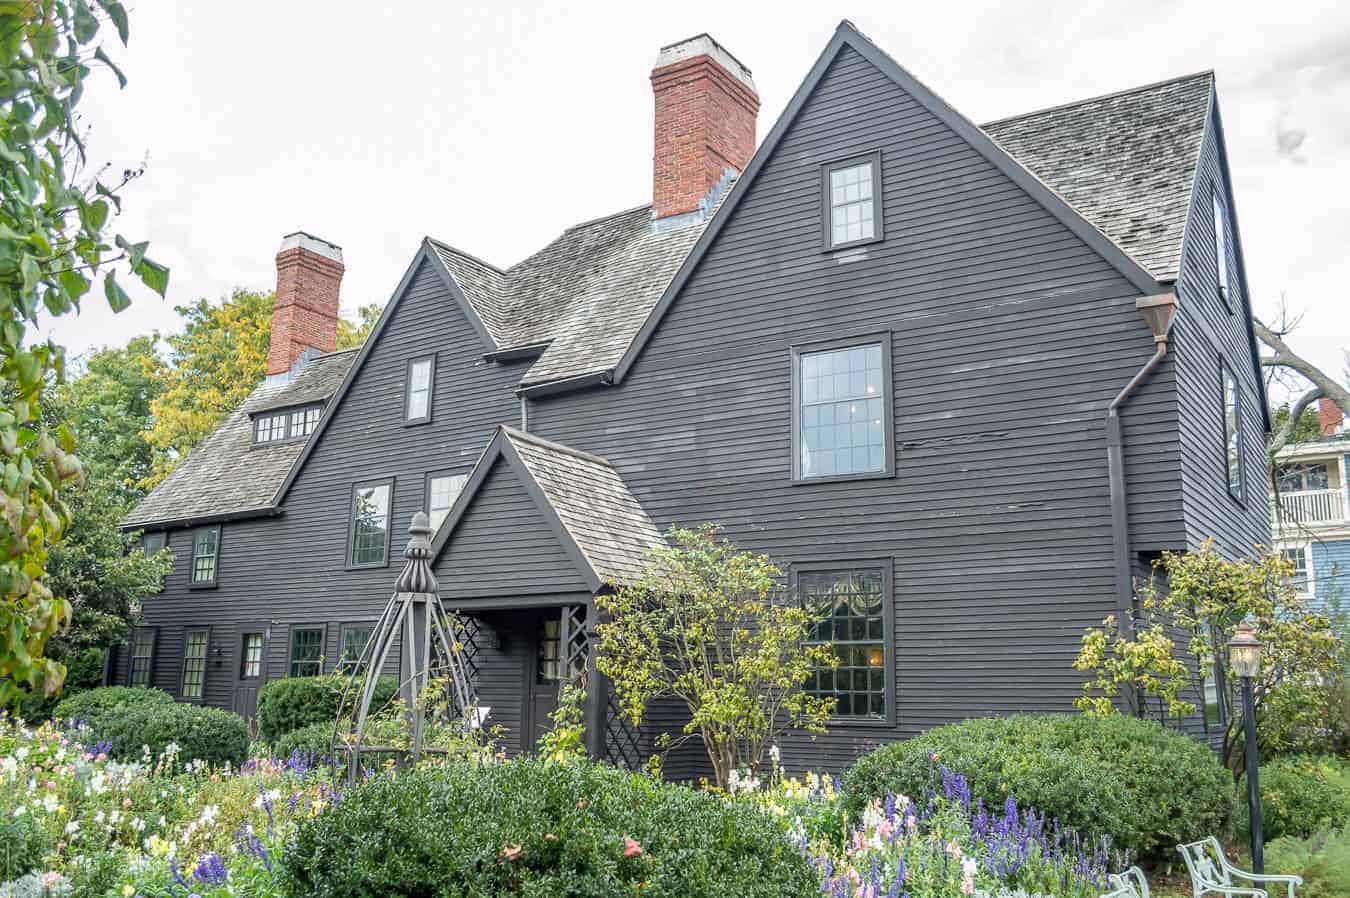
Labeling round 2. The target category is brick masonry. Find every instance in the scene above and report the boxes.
[267,246,344,375]
[651,54,760,219]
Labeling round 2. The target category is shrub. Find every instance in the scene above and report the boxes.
[842,713,1233,862]
[93,702,249,767]
[52,685,172,726]
[256,675,398,745]
[0,814,47,880]
[1266,826,1350,898]
[283,758,817,898]
[1242,756,1350,841]
[272,720,337,763]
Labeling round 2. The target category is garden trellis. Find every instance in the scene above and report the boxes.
[334,512,481,782]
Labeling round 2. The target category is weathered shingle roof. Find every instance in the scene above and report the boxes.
[122,349,357,529]
[982,71,1213,282]
[504,428,663,586]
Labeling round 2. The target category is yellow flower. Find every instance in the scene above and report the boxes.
[122,885,134,897]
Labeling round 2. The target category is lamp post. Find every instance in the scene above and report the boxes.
[1228,620,1265,873]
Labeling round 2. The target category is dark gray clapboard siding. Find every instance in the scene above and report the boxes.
[436,458,589,597]
[133,258,522,705]
[527,46,1188,773]
[1173,105,1271,556]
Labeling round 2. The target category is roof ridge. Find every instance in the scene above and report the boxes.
[501,425,612,468]
[424,236,509,276]
[560,202,652,234]
[981,69,1215,127]
[313,346,361,359]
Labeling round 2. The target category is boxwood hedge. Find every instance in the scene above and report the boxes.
[843,713,1234,862]
[93,702,249,767]
[283,758,817,898]
[52,685,173,727]
[256,675,398,745]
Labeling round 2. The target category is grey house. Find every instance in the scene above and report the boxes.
[122,22,1269,774]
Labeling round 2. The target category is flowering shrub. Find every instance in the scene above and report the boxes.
[754,759,1120,898]
[0,715,336,897]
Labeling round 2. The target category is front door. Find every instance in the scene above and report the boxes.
[233,624,269,719]
[527,611,562,750]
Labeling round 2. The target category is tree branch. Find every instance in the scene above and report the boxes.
[1270,386,1323,454]
[1254,318,1350,433]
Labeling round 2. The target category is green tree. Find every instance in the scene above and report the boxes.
[142,288,272,488]
[53,336,165,498]
[1271,403,1323,448]
[337,302,382,350]
[595,524,835,790]
[1074,542,1342,774]
[0,0,167,704]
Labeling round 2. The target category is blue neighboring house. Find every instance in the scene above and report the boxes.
[1273,399,1350,616]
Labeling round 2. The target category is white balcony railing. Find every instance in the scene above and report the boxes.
[1273,488,1347,525]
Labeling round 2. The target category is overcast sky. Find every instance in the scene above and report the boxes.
[51,0,1349,400]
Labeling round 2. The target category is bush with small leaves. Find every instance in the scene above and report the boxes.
[0,814,47,880]
[93,702,249,767]
[51,686,173,727]
[1242,756,1350,841]
[283,758,817,898]
[843,713,1233,863]
[256,675,398,745]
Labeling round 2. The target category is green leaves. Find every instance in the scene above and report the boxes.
[103,271,130,311]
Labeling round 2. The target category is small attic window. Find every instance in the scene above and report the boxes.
[404,356,435,424]
[1211,185,1232,311]
[822,151,884,250]
[253,404,322,445]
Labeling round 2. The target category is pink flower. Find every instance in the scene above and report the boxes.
[44,781,55,791]
[500,844,523,862]
[623,835,643,858]
[122,798,132,808]
[945,840,962,859]
[43,871,61,887]
[961,877,975,895]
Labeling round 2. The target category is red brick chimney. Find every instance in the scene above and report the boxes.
[1318,397,1344,437]
[267,232,343,377]
[651,34,759,221]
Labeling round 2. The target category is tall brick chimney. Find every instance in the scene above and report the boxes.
[267,232,343,378]
[1318,397,1344,437]
[651,34,759,222]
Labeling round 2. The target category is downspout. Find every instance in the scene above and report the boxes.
[1106,292,1177,715]
[519,395,529,432]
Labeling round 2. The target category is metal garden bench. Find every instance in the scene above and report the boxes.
[1101,866,1150,898]
[1178,837,1303,898]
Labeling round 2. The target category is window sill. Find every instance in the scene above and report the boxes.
[187,581,218,591]
[823,715,894,729]
[791,469,895,486]
[821,234,884,254]
[402,417,432,428]
[344,561,391,572]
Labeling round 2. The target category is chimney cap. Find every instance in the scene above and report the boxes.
[655,34,755,91]
[279,231,343,264]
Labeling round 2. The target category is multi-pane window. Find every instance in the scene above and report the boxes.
[348,480,392,567]
[536,617,561,684]
[181,629,208,700]
[427,473,468,531]
[142,531,167,556]
[1280,547,1310,594]
[1212,187,1230,306]
[190,527,220,586]
[1277,462,1330,493]
[824,153,882,249]
[240,633,264,679]
[289,406,321,438]
[795,341,888,479]
[129,627,156,688]
[1222,364,1243,501]
[254,413,289,444]
[289,627,323,677]
[338,624,374,675]
[405,357,434,423]
[801,569,887,720]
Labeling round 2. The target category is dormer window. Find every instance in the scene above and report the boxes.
[405,356,435,424]
[253,404,322,445]
[822,152,884,250]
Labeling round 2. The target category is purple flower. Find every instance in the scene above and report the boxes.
[192,852,228,886]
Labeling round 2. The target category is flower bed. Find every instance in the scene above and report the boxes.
[0,715,333,897]
[752,761,1121,898]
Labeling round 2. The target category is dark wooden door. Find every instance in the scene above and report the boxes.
[527,611,562,750]
[233,624,268,719]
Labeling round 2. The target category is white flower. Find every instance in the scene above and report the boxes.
[94,810,105,824]
[962,858,978,879]
[65,820,80,834]
[0,756,16,777]
[42,794,59,813]
[200,804,218,824]
[15,747,29,761]
[768,744,781,764]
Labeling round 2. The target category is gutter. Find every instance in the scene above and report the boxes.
[120,505,283,534]
[1105,292,1177,714]
[516,370,612,400]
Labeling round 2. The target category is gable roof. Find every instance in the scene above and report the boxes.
[123,348,357,530]
[982,70,1213,283]
[431,426,663,590]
